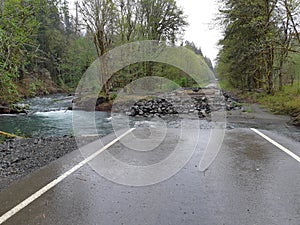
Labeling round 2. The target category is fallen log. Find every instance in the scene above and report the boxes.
[0,131,24,139]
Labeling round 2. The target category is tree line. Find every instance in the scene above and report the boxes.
[217,0,300,94]
[0,0,213,104]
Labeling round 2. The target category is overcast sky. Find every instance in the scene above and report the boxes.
[69,0,223,64]
[177,0,222,64]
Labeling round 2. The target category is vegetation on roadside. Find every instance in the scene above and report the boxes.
[216,0,300,125]
[219,83,300,124]
[258,85,300,116]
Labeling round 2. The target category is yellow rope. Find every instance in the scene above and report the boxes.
[0,131,24,139]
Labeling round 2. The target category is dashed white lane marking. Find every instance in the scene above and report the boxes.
[251,128,300,163]
[0,128,135,224]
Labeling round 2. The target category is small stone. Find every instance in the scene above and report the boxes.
[227,125,235,130]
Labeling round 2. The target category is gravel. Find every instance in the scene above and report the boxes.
[0,136,96,190]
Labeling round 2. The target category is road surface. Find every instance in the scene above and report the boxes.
[0,126,299,225]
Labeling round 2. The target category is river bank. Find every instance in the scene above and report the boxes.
[0,69,66,114]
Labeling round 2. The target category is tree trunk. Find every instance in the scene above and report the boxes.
[279,70,283,91]
[265,44,274,94]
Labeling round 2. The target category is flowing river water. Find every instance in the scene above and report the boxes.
[0,94,114,137]
[0,93,300,141]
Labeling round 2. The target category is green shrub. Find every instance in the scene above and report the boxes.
[258,85,300,116]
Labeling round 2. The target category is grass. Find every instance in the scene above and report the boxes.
[220,79,300,113]
[219,79,300,124]
[258,85,300,116]
[243,108,254,113]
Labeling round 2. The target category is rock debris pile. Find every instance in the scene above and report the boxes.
[128,98,177,117]
[223,92,243,111]
[123,88,242,119]
[127,91,212,118]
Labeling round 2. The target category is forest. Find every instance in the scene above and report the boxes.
[217,0,300,122]
[0,0,213,106]
[217,0,300,92]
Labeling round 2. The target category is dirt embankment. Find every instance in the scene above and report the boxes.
[17,69,62,98]
[0,68,64,114]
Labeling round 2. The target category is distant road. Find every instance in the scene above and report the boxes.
[0,126,299,225]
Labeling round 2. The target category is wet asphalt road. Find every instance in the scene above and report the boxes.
[0,127,299,225]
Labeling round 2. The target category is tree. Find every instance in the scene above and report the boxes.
[115,0,138,43]
[185,41,203,55]
[217,0,300,93]
[33,0,69,80]
[137,0,187,43]
[79,0,117,57]
[78,0,188,95]
[217,0,281,93]
[60,35,97,88]
[276,0,300,90]
[79,0,118,96]
[0,0,39,103]
[134,0,188,86]
[61,0,72,36]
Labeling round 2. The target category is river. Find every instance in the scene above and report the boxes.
[0,94,113,137]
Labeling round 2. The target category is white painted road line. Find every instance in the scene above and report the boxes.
[251,128,300,163]
[0,128,135,225]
